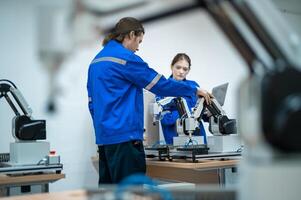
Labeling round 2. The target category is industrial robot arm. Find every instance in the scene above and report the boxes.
[152,95,236,139]
[151,96,177,124]
[174,97,202,138]
[151,96,197,138]
[206,98,237,136]
[0,79,46,141]
[176,96,236,137]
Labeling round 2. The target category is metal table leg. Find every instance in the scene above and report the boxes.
[217,168,226,187]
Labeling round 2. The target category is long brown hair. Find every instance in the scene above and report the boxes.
[102,17,145,46]
[171,53,191,69]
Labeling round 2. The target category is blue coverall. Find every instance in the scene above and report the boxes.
[87,40,199,183]
[156,77,208,145]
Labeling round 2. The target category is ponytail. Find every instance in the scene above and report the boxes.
[102,33,115,46]
[102,17,144,46]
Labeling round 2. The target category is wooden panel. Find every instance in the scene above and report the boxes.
[147,164,219,184]
[146,159,239,184]
[0,173,65,186]
[147,159,238,170]
[0,190,87,200]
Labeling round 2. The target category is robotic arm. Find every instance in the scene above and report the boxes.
[172,97,205,138]
[151,96,200,139]
[0,79,46,141]
[206,98,237,136]
[176,96,237,137]
[151,96,178,124]
[152,95,236,139]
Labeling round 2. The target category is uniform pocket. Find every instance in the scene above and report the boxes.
[130,140,146,173]
[131,140,144,153]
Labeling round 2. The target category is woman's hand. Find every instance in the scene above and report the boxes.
[197,88,214,105]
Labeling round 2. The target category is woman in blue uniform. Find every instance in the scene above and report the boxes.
[156,53,208,145]
[87,17,212,184]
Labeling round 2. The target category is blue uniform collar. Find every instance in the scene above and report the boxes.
[106,40,134,54]
[169,75,187,82]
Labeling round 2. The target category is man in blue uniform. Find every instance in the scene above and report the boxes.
[87,17,212,184]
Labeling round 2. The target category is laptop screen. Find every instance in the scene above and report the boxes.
[211,83,229,106]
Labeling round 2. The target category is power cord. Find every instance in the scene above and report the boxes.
[37,157,47,165]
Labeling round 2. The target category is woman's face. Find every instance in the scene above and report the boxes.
[171,59,190,81]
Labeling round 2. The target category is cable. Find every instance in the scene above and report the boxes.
[236,145,244,153]
[184,139,199,147]
[37,157,47,165]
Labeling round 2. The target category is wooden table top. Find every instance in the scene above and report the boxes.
[0,189,87,200]
[0,173,65,186]
[146,159,239,170]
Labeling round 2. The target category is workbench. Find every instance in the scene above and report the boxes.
[0,185,237,200]
[92,156,239,186]
[0,158,240,199]
[146,159,239,185]
[0,189,86,200]
[0,173,65,197]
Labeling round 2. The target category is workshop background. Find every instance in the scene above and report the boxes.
[1,0,300,192]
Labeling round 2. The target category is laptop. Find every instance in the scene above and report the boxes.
[211,83,229,106]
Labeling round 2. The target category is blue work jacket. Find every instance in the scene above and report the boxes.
[87,40,198,145]
[156,77,207,145]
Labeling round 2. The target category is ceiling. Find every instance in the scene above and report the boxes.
[272,0,301,15]
[80,0,301,32]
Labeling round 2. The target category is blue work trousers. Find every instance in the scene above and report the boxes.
[98,140,146,184]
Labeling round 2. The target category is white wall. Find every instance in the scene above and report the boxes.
[273,0,301,36]
[0,0,48,152]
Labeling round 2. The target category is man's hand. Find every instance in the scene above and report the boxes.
[197,88,214,105]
